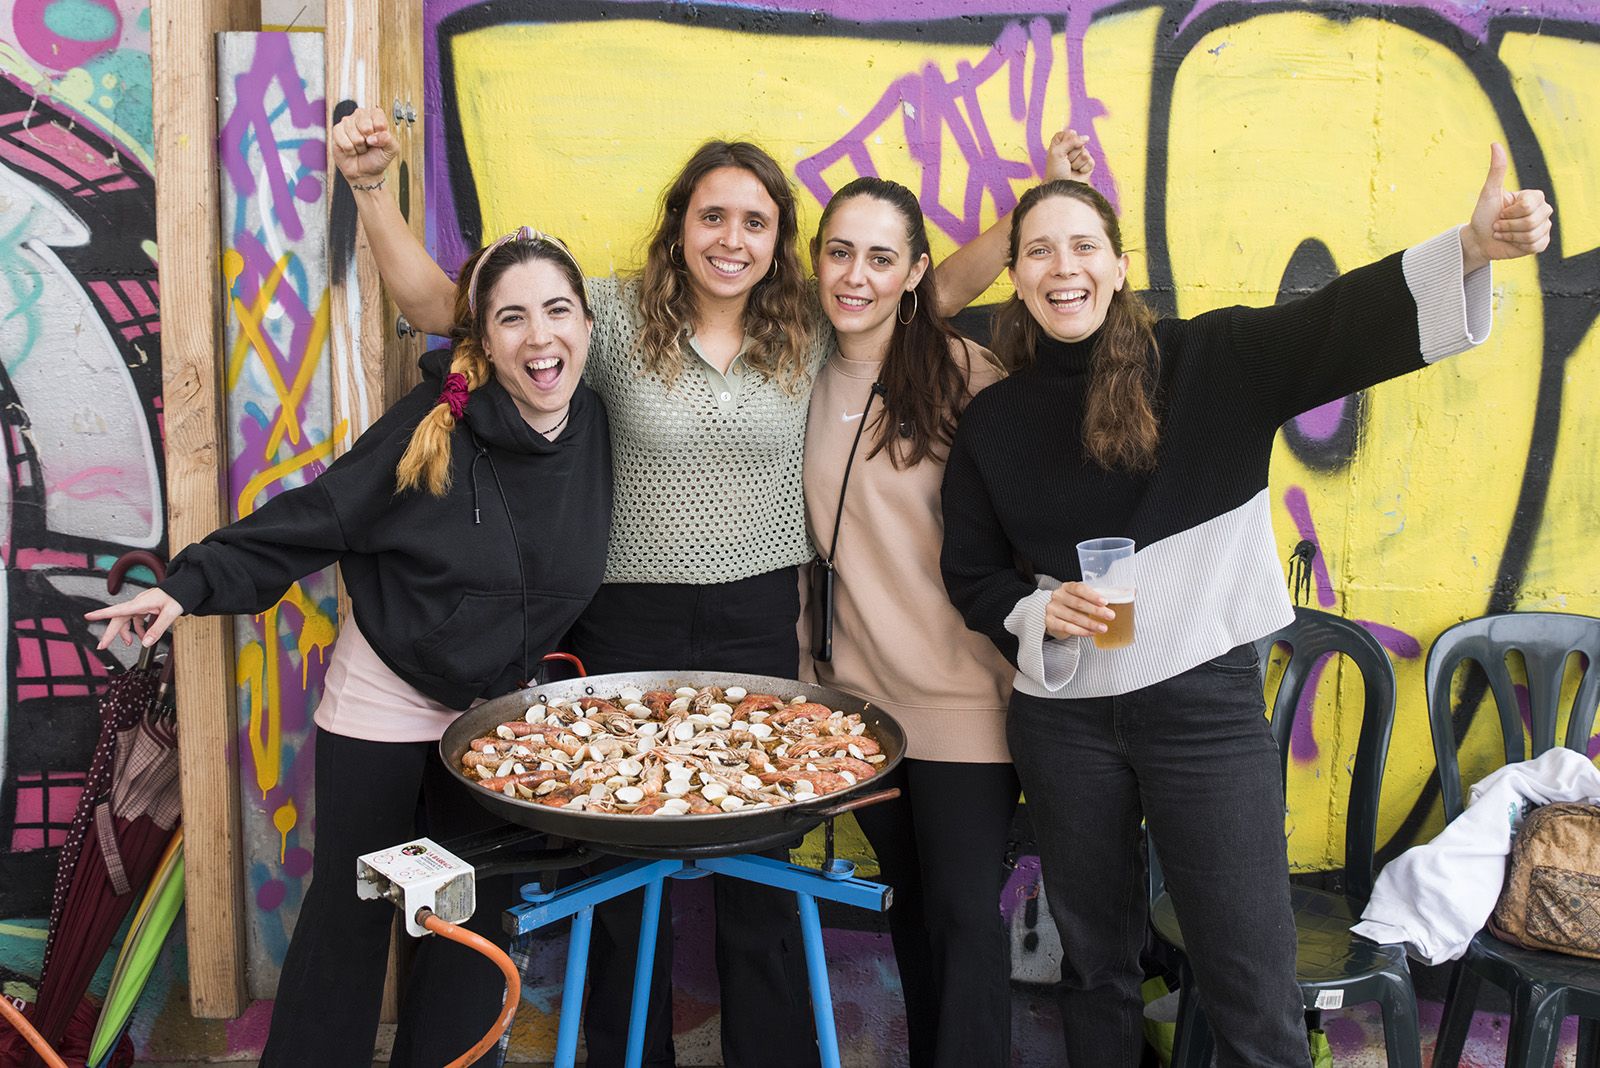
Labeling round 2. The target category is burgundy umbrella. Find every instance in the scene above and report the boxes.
[20,552,179,1064]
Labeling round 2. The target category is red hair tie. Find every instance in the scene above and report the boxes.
[437,372,470,419]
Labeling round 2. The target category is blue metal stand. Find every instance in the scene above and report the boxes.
[505,854,892,1068]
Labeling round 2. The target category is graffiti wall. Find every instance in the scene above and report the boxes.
[0,0,172,1045]
[425,0,1600,1061]
[216,30,336,996]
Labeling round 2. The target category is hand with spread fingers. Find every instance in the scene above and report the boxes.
[1460,142,1554,275]
[330,104,399,186]
[1045,581,1116,640]
[1046,126,1096,184]
[85,588,184,650]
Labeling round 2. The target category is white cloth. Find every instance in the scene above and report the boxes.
[1352,747,1600,964]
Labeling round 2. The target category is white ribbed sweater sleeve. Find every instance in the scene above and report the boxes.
[1402,226,1493,363]
[1005,587,1081,692]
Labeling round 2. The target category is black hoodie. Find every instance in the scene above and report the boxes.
[162,349,612,709]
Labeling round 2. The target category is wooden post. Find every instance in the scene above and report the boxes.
[325,0,426,1022]
[382,0,427,400]
[151,0,257,1019]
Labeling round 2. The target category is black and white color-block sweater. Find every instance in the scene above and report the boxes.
[940,227,1492,700]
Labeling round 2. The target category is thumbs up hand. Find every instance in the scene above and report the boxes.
[1461,143,1553,274]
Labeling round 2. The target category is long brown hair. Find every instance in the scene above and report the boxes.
[813,177,993,467]
[634,140,812,392]
[395,233,590,496]
[990,180,1160,473]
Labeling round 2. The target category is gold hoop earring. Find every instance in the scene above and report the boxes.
[669,240,684,266]
[897,289,918,325]
[766,259,779,281]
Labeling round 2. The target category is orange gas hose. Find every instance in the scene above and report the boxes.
[0,994,68,1068]
[419,909,521,1068]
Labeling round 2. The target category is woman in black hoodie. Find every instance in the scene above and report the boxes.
[86,230,612,1067]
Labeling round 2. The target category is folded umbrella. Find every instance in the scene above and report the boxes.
[88,831,184,1067]
[25,709,179,1065]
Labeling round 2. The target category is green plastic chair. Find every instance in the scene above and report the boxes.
[1426,611,1600,1068]
[1151,607,1422,1068]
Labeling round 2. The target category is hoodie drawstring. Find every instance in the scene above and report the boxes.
[467,429,531,688]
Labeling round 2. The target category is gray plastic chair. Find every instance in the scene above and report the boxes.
[1426,611,1600,1068]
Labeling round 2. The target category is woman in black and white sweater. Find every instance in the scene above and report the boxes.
[940,147,1550,1066]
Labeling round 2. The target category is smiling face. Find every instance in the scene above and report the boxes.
[813,195,929,354]
[1009,194,1129,343]
[679,165,781,307]
[482,258,591,429]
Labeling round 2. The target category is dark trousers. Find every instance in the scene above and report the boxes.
[259,728,516,1068]
[1007,646,1308,1068]
[566,567,818,1068]
[851,757,1020,1068]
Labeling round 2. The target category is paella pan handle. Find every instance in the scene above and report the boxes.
[538,652,587,678]
[787,787,901,823]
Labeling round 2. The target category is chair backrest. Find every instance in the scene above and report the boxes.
[1258,608,1398,901]
[1148,608,1398,902]
[1424,612,1600,824]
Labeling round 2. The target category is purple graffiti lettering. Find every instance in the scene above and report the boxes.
[796,18,1051,243]
[218,33,327,243]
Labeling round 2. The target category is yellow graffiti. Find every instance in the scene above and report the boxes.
[273,798,299,863]
[1500,33,1600,258]
[448,18,1067,303]
[223,250,307,452]
[236,578,338,802]
[235,421,347,519]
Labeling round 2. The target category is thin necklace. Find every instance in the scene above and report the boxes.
[539,408,570,440]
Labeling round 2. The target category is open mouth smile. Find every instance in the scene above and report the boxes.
[708,257,749,277]
[525,356,563,390]
[1046,288,1090,312]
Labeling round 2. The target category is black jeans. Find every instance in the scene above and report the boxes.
[565,567,818,1068]
[1008,645,1307,1068]
[259,729,516,1068]
[850,758,1020,1068]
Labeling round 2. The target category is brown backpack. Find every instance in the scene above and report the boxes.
[1489,801,1600,959]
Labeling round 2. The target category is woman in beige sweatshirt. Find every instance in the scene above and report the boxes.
[801,177,1025,1067]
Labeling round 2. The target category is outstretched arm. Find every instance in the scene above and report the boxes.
[1224,142,1552,424]
[934,125,1095,316]
[331,106,458,335]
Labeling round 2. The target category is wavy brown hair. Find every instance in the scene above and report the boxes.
[395,233,590,496]
[813,177,997,467]
[991,180,1160,473]
[634,140,812,392]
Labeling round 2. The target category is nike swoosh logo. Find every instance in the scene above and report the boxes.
[842,411,864,422]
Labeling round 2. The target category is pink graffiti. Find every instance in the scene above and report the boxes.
[218,33,327,242]
[11,0,123,73]
[796,17,1057,243]
[1281,485,1337,609]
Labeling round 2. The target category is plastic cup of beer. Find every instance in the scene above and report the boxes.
[1076,538,1136,649]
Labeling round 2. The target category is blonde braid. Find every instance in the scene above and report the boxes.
[395,343,491,496]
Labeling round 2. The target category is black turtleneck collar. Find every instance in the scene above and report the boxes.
[1032,328,1102,377]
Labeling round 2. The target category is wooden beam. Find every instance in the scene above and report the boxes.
[151,0,257,1019]
[381,0,427,402]
[325,0,389,453]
